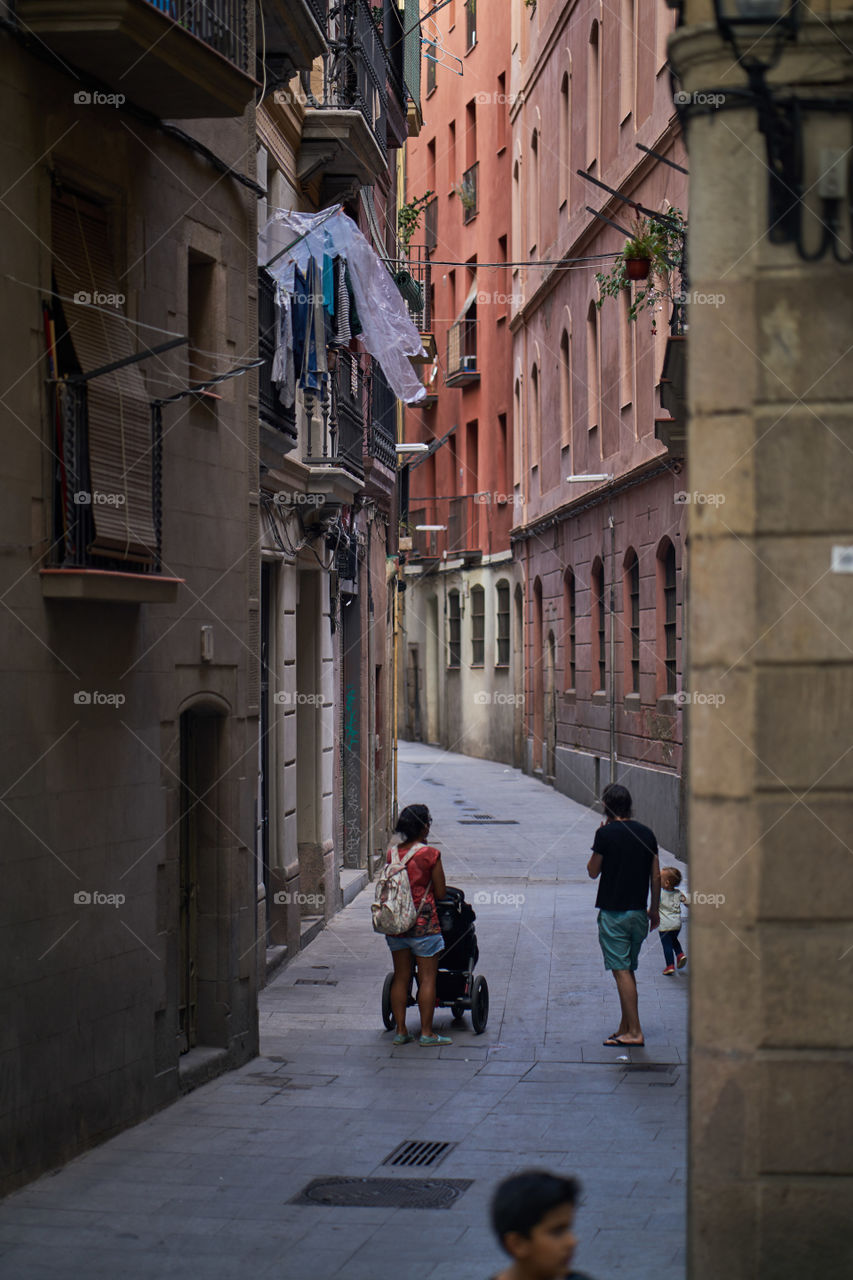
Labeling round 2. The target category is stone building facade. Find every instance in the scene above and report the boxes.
[510,0,688,853]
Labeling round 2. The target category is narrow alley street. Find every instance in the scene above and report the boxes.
[0,745,687,1279]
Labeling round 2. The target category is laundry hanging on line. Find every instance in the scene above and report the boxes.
[264,205,427,405]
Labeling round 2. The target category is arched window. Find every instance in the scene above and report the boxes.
[591,556,606,692]
[513,375,523,485]
[564,568,576,691]
[530,362,540,468]
[655,539,677,696]
[620,0,635,122]
[559,327,572,452]
[512,158,521,269]
[471,585,485,665]
[587,21,600,171]
[448,590,461,669]
[496,579,510,667]
[587,302,600,432]
[530,130,540,253]
[624,548,640,695]
[559,72,571,208]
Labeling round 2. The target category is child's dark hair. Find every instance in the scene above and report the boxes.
[662,866,682,886]
[601,782,632,820]
[395,804,431,843]
[491,1169,580,1247]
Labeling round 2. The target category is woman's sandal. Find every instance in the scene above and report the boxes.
[419,1034,452,1046]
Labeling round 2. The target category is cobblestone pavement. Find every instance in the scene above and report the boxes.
[0,744,687,1279]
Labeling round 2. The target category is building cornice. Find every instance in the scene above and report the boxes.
[510,455,679,542]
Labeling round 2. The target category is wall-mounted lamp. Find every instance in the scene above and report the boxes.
[712,0,799,68]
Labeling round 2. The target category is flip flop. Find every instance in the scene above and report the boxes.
[419,1034,452,1046]
[392,1033,414,1045]
[603,1035,645,1047]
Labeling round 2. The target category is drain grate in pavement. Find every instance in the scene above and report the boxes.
[458,817,519,824]
[295,978,338,985]
[291,1176,473,1209]
[382,1140,457,1169]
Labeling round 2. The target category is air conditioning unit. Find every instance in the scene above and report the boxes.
[461,355,477,372]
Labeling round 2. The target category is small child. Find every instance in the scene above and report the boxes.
[489,1169,595,1280]
[659,866,688,975]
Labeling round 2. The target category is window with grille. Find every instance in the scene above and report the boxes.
[565,570,576,689]
[471,585,485,665]
[466,0,476,49]
[591,559,605,692]
[496,581,510,667]
[626,551,640,694]
[448,590,461,668]
[663,544,677,694]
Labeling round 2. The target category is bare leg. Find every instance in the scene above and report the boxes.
[390,948,413,1035]
[415,954,439,1038]
[612,969,643,1042]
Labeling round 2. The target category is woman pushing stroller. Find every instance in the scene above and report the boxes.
[382,804,452,1047]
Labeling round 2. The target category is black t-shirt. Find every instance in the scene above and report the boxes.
[592,818,658,911]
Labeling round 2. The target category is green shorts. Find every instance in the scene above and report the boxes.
[598,909,649,972]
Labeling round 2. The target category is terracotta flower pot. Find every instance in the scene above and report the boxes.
[625,256,651,281]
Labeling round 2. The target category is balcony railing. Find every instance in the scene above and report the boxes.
[304,351,365,480]
[460,162,479,223]
[406,494,485,560]
[258,268,297,445]
[145,0,249,69]
[369,364,397,470]
[304,0,388,160]
[393,245,432,334]
[446,317,479,386]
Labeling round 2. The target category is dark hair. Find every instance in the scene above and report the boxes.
[491,1170,580,1248]
[662,866,682,886]
[395,804,431,843]
[601,783,632,820]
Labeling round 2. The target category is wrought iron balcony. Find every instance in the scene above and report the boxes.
[260,0,327,79]
[303,350,365,482]
[17,0,255,118]
[393,246,432,336]
[258,268,297,447]
[298,0,389,193]
[368,364,397,471]
[445,317,479,387]
[405,494,483,560]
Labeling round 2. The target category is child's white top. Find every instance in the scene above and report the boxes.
[659,886,683,932]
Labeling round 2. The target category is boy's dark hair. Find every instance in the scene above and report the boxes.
[395,804,431,843]
[491,1169,580,1247]
[662,866,682,886]
[601,783,632,820]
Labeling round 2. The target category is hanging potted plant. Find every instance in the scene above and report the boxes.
[595,209,686,334]
[622,220,662,280]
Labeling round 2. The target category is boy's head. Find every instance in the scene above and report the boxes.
[601,783,632,820]
[661,866,682,889]
[491,1170,580,1279]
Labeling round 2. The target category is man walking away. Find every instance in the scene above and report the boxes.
[586,783,660,1047]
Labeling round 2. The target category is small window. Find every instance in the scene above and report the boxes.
[426,44,437,96]
[448,590,461,668]
[496,580,510,666]
[625,550,640,694]
[471,585,485,665]
[466,0,476,49]
[663,544,677,694]
[564,570,576,689]
[591,558,605,692]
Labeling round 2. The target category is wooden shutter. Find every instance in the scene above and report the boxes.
[51,192,156,562]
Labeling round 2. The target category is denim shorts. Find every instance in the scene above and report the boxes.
[386,933,445,958]
[598,909,649,971]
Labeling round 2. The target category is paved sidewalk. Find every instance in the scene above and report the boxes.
[0,744,687,1279]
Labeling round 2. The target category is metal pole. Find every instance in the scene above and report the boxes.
[609,497,616,785]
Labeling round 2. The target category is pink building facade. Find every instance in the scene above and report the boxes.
[510,0,688,851]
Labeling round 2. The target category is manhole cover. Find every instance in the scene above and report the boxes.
[458,818,519,825]
[383,1140,457,1169]
[295,978,338,986]
[291,1177,472,1209]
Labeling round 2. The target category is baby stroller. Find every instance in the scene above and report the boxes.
[381,886,489,1034]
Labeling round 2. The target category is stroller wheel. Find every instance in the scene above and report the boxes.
[381,972,395,1030]
[451,1002,466,1022]
[470,975,489,1034]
